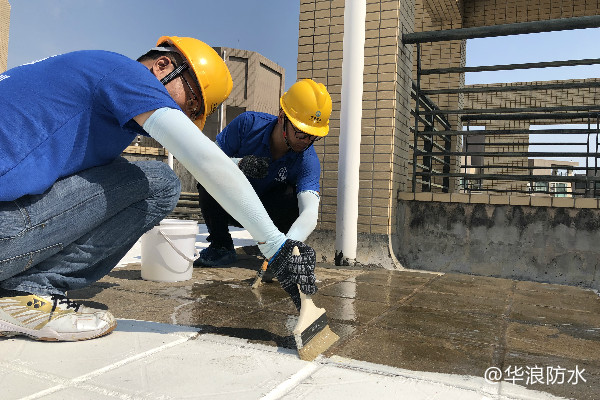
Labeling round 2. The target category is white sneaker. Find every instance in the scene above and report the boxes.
[0,290,116,341]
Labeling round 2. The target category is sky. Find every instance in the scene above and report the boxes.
[7,1,600,88]
[6,0,600,167]
[466,27,600,85]
[6,0,301,89]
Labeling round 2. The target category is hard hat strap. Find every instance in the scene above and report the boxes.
[150,46,178,53]
[282,115,292,151]
[160,62,189,86]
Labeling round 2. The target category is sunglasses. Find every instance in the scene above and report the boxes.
[179,72,204,121]
[160,61,205,121]
[286,117,322,142]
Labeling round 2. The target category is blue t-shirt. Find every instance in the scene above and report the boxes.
[216,112,320,195]
[0,50,180,201]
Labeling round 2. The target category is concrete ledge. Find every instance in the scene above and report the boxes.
[509,195,531,206]
[450,193,469,203]
[469,193,489,204]
[397,192,414,201]
[414,192,432,202]
[489,195,510,205]
[552,197,575,208]
[575,197,599,208]
[400,192,600,209]
[432,193,451,203]
[531,196,551,207]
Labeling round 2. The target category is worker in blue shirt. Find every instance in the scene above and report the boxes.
[195,79,332,270]
[0,37,317,342]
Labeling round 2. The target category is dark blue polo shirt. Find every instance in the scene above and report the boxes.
[216,112,320,195]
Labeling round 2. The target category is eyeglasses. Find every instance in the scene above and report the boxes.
[179,72,204,121]
[160,61,205,121]
[286,117,322,142]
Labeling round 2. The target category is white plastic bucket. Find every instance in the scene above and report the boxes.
[141,219,199,282]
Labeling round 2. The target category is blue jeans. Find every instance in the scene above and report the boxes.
[0,158,180,296]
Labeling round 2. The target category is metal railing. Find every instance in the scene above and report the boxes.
[410,81,452,192]
[404,16,600,197]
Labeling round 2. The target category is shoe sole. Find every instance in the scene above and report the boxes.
[0,319,117,342]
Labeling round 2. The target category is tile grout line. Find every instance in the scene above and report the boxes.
[492,280,517,398]
[358,272,444,326]
[18,335,193,400]
[322,356,512,399]
[323,273,444,355]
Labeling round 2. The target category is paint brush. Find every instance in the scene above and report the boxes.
[291,246,339,361]
[251,259,269,289]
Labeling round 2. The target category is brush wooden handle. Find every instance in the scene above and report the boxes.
[250,259,269,289]
[259,259,268,271]
[292,245,301,256]
[294,288,325,335]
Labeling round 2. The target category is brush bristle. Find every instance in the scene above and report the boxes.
[297,325,339,361]
[295,311,328,348]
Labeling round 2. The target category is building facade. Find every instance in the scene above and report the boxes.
[0,0,9,73]
[299,0,600,253]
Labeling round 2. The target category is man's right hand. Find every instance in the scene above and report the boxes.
[268,239,317,310]
[237,155,270,179]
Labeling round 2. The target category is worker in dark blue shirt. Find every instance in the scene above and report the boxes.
[195,79,332,268]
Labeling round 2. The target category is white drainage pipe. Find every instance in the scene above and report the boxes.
[335,0,366,265]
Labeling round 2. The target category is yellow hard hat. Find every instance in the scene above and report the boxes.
[280,79,332,137]
[157,36,233,130]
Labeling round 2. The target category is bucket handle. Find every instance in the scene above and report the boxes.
[159,229,199,263]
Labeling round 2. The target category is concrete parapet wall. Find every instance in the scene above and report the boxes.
[395,192,600,290]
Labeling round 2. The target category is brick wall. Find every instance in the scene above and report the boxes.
[0,0,9,73]
[462,0,600,27]
[299,0,414,235]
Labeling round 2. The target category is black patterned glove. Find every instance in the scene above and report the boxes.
[237,155,270,179]
[268,239,317,310]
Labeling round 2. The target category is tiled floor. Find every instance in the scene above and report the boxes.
[2,225,599,399]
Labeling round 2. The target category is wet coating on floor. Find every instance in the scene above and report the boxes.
[70,251,600,400]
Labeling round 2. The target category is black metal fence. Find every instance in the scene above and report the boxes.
[404,16,600,197]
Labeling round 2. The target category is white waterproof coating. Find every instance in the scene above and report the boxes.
[286,190,320,242]
[143,107,286,258]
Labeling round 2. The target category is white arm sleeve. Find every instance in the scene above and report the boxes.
[286,190,320,242]
[143,107,285,258]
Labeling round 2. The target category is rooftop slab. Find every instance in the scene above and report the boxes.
[3,225,598,399]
